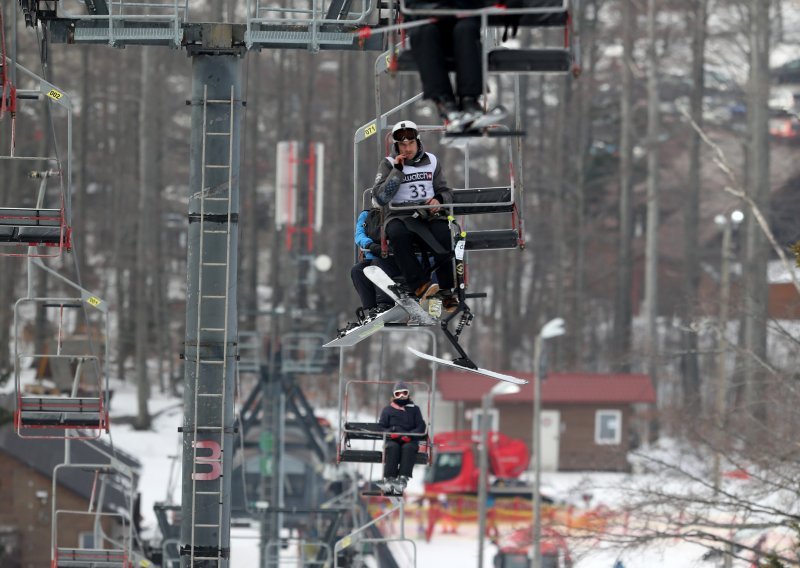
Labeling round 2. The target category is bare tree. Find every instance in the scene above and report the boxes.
[643,0,660,390]
[134,46,156,429]
[564,391,800,567]
[613,0,635,372]
[740,0,771,424]
[681,0,708,413]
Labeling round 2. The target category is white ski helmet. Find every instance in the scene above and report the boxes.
[391,120,419,142]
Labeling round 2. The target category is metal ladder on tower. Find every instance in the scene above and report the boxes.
[187,85,236,566]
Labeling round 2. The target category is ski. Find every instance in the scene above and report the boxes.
[407,346,529,385]
[363,265,438,326]
[361,490,404,498]
[324,305,407,348]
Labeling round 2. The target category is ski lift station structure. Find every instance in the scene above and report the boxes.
[3,0,578,565]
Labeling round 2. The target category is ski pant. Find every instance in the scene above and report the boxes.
[384,439,419,478]
[351,258,400,309]
[385,218,454,291]
[407,17,482,102]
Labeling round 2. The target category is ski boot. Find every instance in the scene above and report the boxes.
[377,477,399,495]
[336,307,371,337]
[391,476,409,495]
[467,105,508,131]
[435,96,470,134]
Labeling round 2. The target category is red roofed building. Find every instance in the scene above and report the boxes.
[433,370,656,472]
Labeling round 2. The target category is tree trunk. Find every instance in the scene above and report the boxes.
[742,0,770,425]
[76,45,91,281]
[681,0,707,413]
[614,0,635,372]
[551,75,569,369]
[570,0,597,370]
[134,47,155,429]
[643,0,660,392]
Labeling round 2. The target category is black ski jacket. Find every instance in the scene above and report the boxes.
[378,401,426,435]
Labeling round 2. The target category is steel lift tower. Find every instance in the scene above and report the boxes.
[13,1,385,565]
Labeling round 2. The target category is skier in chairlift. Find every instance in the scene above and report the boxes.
[371,120,458,312]
[405,0,505,133]
[377,381,427,495]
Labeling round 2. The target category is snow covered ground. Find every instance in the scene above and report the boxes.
[3,369,790,567]
[95,383,788,567]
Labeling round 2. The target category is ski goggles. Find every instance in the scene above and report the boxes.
[393,129,417,142]
[393,390,410,397]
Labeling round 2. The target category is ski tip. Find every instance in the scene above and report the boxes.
[407,346,425,358]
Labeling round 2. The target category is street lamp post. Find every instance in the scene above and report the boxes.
[532,318,565,568]
[712,210,742,491]
[477,382,521,568]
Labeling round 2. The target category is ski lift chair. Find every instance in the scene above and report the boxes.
[51,463,135,568]
[387,185,522,252]
[337,380,432,466]
[15,354,107,438]
[1,53,75,257]
[14,297,110,439]
[387,0,577,77]
[0,168,71,257]
[52,511,129,568]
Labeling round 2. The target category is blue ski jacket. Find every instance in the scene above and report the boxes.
[355,209,381,260]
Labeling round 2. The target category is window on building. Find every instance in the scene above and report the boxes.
[79,532,95,549]
[595,410,622,445]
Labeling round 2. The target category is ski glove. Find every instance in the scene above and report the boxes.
[368,243,382,256]
[401,436,412,443]
[390,433,400,440]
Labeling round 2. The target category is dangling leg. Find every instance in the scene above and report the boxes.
[452,16,483,118]
[409,20,462,124]
[394,442,420,493]
[351,260,378,310]
[382,440,401,493]
[428,219,455,292]
[385,219,437,298]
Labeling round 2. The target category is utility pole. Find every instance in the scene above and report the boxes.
[532,319,564,568]
[643,0,660,392]
[712,211,742,490]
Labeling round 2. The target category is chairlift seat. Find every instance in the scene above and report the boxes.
[339,449,428,465]
[488,48,572,73]
[394,48,571,74]
[488,10,568,28]
[0,207,63,244]
[55,547,127,567]
[340,422,428,464]
[343,421,387,440]
[17,395,105,428]
[451,187,513,214]
[462,229,520,251]
[403,0,567,18]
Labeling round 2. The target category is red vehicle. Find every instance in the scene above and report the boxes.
[424,430,530,494]
[493,526,572,568]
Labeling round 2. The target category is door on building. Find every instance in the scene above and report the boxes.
[539,410,561,471]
